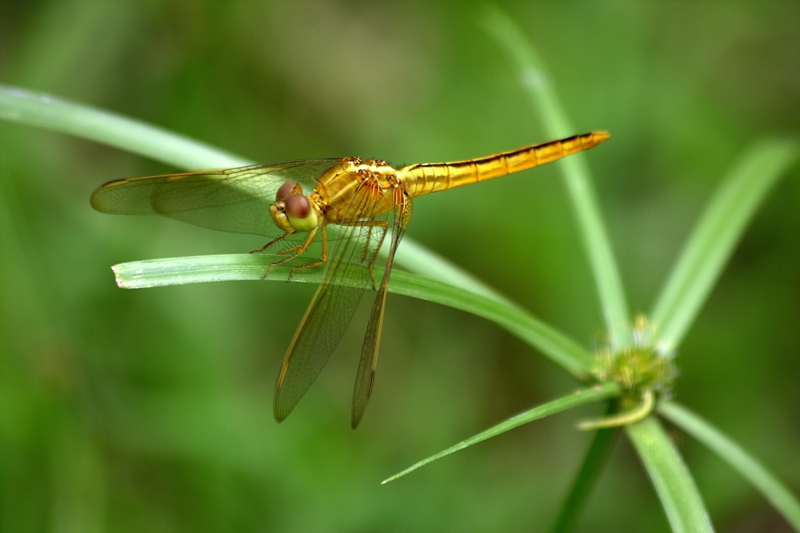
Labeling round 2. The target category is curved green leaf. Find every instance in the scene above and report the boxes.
[552,409,619,533]
[651,139,799,349]
[382,382,620,484]
[626,417,714,533]
[660,402,800,530]
[112,254,598,378]
[0,84,247,169]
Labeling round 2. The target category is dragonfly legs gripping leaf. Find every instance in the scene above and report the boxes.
[252,225,329,282]
[338,218,390,290]
[249,232,289,255]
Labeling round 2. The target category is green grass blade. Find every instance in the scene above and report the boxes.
[551,412,618,533]
[626,417,714,533]
[481,6,631,350]
[651,139,799,349]
[659,402,800,530]
[0,84,248,169]
[113,254,598,378]
[111,253,289,288]
[382,383,620,484]
[393,238,512,306]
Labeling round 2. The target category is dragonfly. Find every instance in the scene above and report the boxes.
[91,131,610,428]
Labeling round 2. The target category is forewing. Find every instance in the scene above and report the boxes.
[90,159,339,237]
[351,191,412,428]
[274,184,390,423]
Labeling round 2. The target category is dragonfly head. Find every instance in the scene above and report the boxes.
[270,180,319,233]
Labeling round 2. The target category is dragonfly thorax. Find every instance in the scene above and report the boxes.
[311,157,401,225]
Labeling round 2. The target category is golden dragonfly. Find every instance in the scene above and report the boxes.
[91,131,610,427]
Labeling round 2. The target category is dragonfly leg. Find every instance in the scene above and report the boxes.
[250,232,292,254]
[339,219,389,290]
[263,224,332,282]
[360,223,387,263]
[257,226,319,281]
[252,232,297,280]
[361,225,375,263]
[276,243,304,256]
[270,226,317,265]
[364,222,389,288]
[286,224,329,282]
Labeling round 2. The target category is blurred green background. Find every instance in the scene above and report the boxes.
[1,2,799,532]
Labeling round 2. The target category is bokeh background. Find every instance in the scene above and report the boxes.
[1,2,799,532]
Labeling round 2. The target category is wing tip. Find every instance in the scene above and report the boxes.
[351,370,376,429]
[274,401,290,424]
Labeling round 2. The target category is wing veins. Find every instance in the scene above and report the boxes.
[273,177,385,422]
[351,190,411,427]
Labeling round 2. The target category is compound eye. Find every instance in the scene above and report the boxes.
[276,180,300,201]
[284,194,310,219]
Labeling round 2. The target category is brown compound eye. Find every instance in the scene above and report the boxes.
[276,180,300,201]
[284,194,310,219]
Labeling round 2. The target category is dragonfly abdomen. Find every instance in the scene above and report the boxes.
[398,131,609,197]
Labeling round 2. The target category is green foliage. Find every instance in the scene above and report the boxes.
[1,2,800,532]
[627,418,714,533]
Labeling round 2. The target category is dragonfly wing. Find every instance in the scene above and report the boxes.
[274,280,367,422]
[351,191,412,428]
[90,159,339,237]
[274,183,388,422]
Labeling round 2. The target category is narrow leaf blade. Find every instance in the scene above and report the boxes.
[481,7,631,349]
[113,254,598,377]
[651,139,799,348]
[382,383,620,484]
[0,84,248,169]
[551,409,618,533]
[660,402,800,530]
[626,417,714,533]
